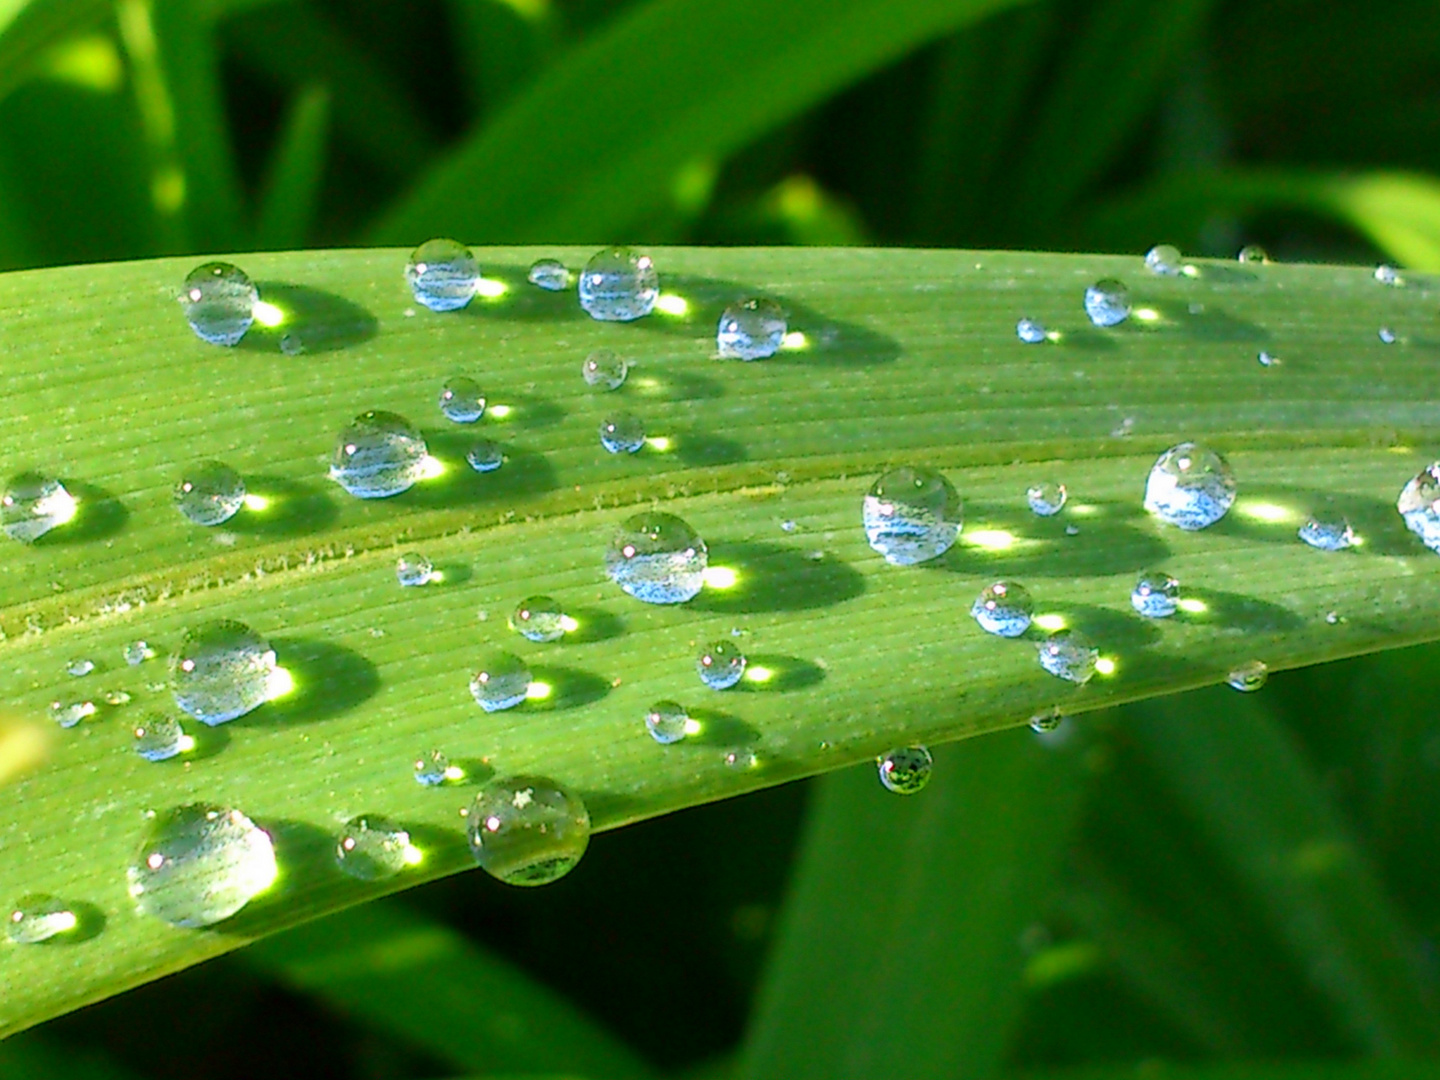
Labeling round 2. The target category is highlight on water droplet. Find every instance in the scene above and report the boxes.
[696,639,747,690]
[510,595,568,642]
[1143,441,1236,530]
[1237,244,1271,264]
[1144,244,1184,276]
[469,650,532,712]
[1016,317,1048,344]
[1,473,76,543]
[171,619,278,725]
[1084,278,1131,327]
[1227,659,1268,692]
[7,894,79,944]
[645,700,689,745]
[862,466,962,566]
[467,776,591,886]
[133,713,192,761]
[527,258,571,291]
[716,297,787,360]
[174,460,246,526]
[577,246,658,322]
[971,580,1034,637]
[405,238,480,312]
[1131,571,1179,618]
[599,413,646,454]
[179,262,257,345]
[1037,629,1099,684]
[1027,481,1067,517]
[605,512,708,604]
[466,440,504,473]
[1298,512,1356,551]
[335,815,419,881]
[49,699,96,728]
[877,745,933,794]
[127,803,277,927]
[582,349,629,391]
[1398,462,1440,553]
[330,411,429,499]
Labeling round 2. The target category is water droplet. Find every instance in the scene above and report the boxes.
[1037,629,1098,684]
[1379,327,1397,344]
[1029,709,1063,734]
[1131,571,1179,618]
[404,238,480,312]
[716,297,786,360]
[724,747,758,770]
[466,441,504,473]
[1016,317,1048,344]
[1227,659,1268,692]
[7,894,78,943]
[511,595,567,642]
[1143,442,1236,530]
[128,804,277,927]
[330,411,429,499]
[124,640,155,666]
[696,639,747,690]
[599,413,646,454]
[469,650,531,712]
[1027,481,1067,516]
[645,700,689,744]
[335,815,414,881]
[104,688,132,706]
[171,619,278,725]
[174,461,246,526]
[467,776,591,886]
[133,714,189,761]
[1084,278,1131,327]
[605,512,708,604]
[527,258,571,291]
[1237,245,1271,264]
[1298,513,1356,551]
[279,332,305,356]
[1398,462,1440,552]
[438,376,486,423]
[1375,264,1403,287]
[971,580,1034,637]
[66,658,95,677]
[395,551,435,587]
[1,473,76,542]
[862,466,962,565]
[582,348,629,390]
[1258,350,1280,367]
[49,700,95,728]
[577,246,658,322]
[179,262,257,345]
[1145,244,1184,275]
[877,745,933,794]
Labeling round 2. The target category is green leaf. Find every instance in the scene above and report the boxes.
[1020,1063,1440,1080]
[0,0,110,108]
[3,245,1440,1038]
[255,84,331,251]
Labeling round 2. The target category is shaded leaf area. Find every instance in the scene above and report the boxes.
[3,246,1440,1037]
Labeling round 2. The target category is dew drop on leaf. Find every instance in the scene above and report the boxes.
[510,595,567,642]
[577,246,658,322]
[467,776,591,886]
[405,238,480,312]
[696,640,747,690]
[127,803,277,927]
[469,650,532,712]
[862,466,962,565]
[645,700,689,744]
[1131,571,1179,618]
[335,815,415,881]
[599,413,646,454]
[1143,442,1236,530]
[971,580,1034,638]
[7,894,78,944]
[1084,278,1131,327]
[1,473,76,543]
[527,258,572,291]
[877,745,933,794]
[179,262,257,345]
[438,376,486,423]
[605,512,708,604]
[174,461,246,526]
[171,619,278,726]
[1037,629,1098,684]
[717,297,786,360]
[330,411,429,499]
[396,551,435,587]
[582,349,629,390]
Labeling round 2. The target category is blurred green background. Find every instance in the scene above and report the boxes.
[5,0,1440,1078]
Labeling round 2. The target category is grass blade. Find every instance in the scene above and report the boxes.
[254,84,331,251]
[0,0,109,107]
[1020,1064,1440,1080]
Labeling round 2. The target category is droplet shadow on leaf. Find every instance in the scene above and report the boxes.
[257,638,380,726]
[459,265,586,324]
[629,367,724,402]
[40,479,126,545]
[673,429,746,466]
[405,435,558,509]
[692,541,866,613]
[242,283,378,353]
[941,503,1170,579]
[212,818,335,935]
[684,707,760,747]
[482,393,566,431]
[562,607,625,644]
[227,476,338,538]
[734,654,826,693]
[404,822,473,868]
[1025,602,1162,651]
[1177,587,1304,633]
[1208,485,1415,557]
[525,666,610,712]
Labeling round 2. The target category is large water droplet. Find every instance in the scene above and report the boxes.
[1237,245,1270,264]
[1227,659,1268,692]
[467,776,591,885]
[1027,481,1067,517]
[511,595,567,642]
[599,413,646,454]
[1298,512,1355,551]
[1398,463,1440,552]
[335,815,415,881]
[174,461,246,526]
[179,262,257,346]
[1143,442,1236,530]
[582,349,628,390]
[171,620,278,725]
[127,804,277,927]
[577,246,658,322]
[605,512,708,604]
[527,258,571,291]
[716,298,786,360]
[645,700,689,744]
[877,745,933,794]
[1145,244,1184,275]
[862,466,962,565]
[469,650,531,712]
[7,894,78,943]
[1016,317,1048,344]
[697,639,747,690]
[330,411,429,499]
[49,699,96,728]
[466,441,504,473]
[1131,571,1179,618]
[396,551,435,587]
[1037,629,1098,684]
[971,580,1034,637]
[133,714,190,761]
[1,473,76,543]
[1084,278,1131,327]
[438,376,486,423]
[405,238,480,312]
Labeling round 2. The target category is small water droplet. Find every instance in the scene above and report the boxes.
[469,650,532,712]
[49,700,96,728]
[179,262,257,345]
[1227,659,1268,692]
[716,297,786,360]
[1016,317,1048,344]
[577,246,658,322]
[467,776,591,885]
[1143,442,1236,530]
[133,714,189,761]
[405,238,480,312]
[1131,571,1179,618]
[723,747,758,770]
[645,700,689,744]
[335,815,414,881]
[1379,327,1397,344]
[174,461,246,526]
[104,688,132,706]
[877,745,933,794]
[971,580,1034,637]
[395,551,435,587]
[1084,278,1131,327]
[582,348,629,390]
[1237,245,1271,264]
[124,640,155,666]
[697,639,747,689]
[862,466,963,565]
[1064,523,1080,536]
[1029,709,1064,734]
[1027,481,1067,516]
[1037,629,1098,684]
[171,619,278,725]
[128,804,277,927]
[1298,512,1355,551]
[510,595,567,642]
[599,413,646,454]
[66,658,95,677]
[605,512,708,604]
[466,440,504,472]
[438,376,486,423]
[1258,350,1281,367]
[1398,463,1440,553]
[1326,610,1342,625]
[527,258,571,291]
[7,894,78,943]
[780,519,797,532]
[330,411,429,499]
[1375,264,1403,287]
[1145,244,1184,275]
[1,473,76,543]
[279,333,305,356]
[413,749,457,787]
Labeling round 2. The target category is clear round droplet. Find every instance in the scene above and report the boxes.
[467,776,591,886]
[7,894,78,944]
[49,699,95,728]
[1037,629,1098,684]
[1143,441,1236,530]
[1027,481,1067,516]
[1131,571,1179,618]
[1227,659,1268,692]
[174,461,246,526]
[1029,709,1064,734]
[133,713,189,762]
[127,804,277,927]
[1398,462,1440,553]
[171,619,278,725]
[1379,327,1397,344]
[1145,244,1184,275]
[863,466,963,565]
[697,639,747,690]
[511,595,567,642]
[527,258,571,291]
[66,658,95,677]
[599,413,645,454]
[330,411,429,499]
[1258,350,1280,367]
[1,473,76,543]
[466,441,504,473]
[971,580,1034,638]
[1375,264,1403,287]
[1298,513,1356,551]
[405,238,480,312]
[1084,278,1131,327]
[1016,317,1048,344]
[716,297,786,360]
[396,551,435,587]
[605,512,708,604]
[413,749,456,787]
[645,700,689,744]
[469,650,532,712]
[1237,245,1271,264]
[438,376,486,423]
[124,640,155,666]
[577,246,658,322]
[877,745,933,795]
[335,815,415,881]
[179,262,257,346]
[582,349,629,390]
